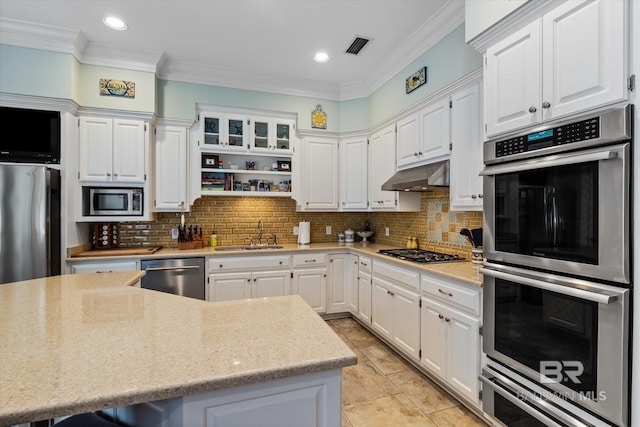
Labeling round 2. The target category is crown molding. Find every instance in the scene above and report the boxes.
[0,92,79,114]
[76,106,155,121]
[1,3,466,101]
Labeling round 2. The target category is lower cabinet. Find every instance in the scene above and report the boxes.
[371,261,421,361]
[292,253,327,313]
[69,259,139,274]
[420,274,481,405]
[208,255,291,302]
[327,253,358,314]
[356,256,372,324]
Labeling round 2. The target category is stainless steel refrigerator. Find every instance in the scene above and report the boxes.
[0,164,61,284]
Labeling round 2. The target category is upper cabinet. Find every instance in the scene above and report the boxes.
[154,125,188,212]
[79,116,147,184]
[339,136,368,211]
[450,83,483,211]
[250,118,294,154]
[397,98,450,169]
[201,113,248,152]
[298,136,339,210]
[484,0,628,137]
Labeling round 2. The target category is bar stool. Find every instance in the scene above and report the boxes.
[53,413,119,427]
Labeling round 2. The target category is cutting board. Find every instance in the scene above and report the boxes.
[73,246,162,257]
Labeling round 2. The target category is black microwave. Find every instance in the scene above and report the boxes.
[0,106,61,164]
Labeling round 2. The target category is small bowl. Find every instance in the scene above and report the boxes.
[229,164,239,170]
[356,231,374,242]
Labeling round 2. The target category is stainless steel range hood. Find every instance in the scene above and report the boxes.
[381,160,449,191]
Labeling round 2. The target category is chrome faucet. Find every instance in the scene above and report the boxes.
[257,220,264,245]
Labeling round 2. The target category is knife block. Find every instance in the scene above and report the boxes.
[178,235,203,250]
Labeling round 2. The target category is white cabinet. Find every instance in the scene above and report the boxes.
[250,118,294,154]
[369,124,421,212]
[70,259,139,274]
[371,261,421,361]
[299,136,338,210]
[200,112,248,151]
[356,256,372,324]
[484,0,627,137]
[154,125,188,211]
[339,136,368,210]
[208,255,291,302]
[292,253,327,313]
[327,253,358,314]
[397,98,450,169]
[79,116,147,183]
[420,273,481,406]
[450,83,483,211]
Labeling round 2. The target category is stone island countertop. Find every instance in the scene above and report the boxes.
[68,242,483,287]
[0,272,356,425]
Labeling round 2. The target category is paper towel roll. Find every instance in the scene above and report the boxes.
[298,221,310,245]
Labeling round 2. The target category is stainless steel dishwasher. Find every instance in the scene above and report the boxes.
[140,257,205,300]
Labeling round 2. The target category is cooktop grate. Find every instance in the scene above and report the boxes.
[378,249,464,264]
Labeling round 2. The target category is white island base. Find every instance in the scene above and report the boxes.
[117,369,341,427]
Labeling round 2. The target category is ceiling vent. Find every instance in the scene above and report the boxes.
[345,37,370,55]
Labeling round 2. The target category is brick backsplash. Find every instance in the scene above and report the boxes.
[115,189,483,258]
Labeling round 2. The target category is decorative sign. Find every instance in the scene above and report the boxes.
[100,79,135,98]
[405,67,427,94]
[311,104,327,129]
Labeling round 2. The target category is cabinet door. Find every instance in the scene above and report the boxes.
[225,115,248,150]
[396,113,420,168]
[447,306,480,404]
[303,137,338,210]
[79,117,113,182]
[274,121,293,153]
[328,254,347,313]
[357,271,372,324]
[346,254,359,314]
[450,83,483,211]
[113,118,146,183]
[417,98,451,163]
[250,118,270,151]
[209,272,252,302]
[339,137,368,210]
[252,270,291,298]
[70,260,138,274]
[421,297,447,380]
[485,20,542,137]
[541,0,626,121]
[369,125,397,209]
[202,113,222,147]
[155,126,188,211]
[391,284,421,360]
[371,276,393,339]
[292,268,327,313]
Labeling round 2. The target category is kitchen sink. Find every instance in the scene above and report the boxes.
[215,245,284,251]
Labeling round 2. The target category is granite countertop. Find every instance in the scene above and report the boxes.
[0,273,356,425]
[68,242,483,287]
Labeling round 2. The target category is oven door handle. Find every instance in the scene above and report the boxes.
[480,268,618,304]
[480,149,618,176]
[480,369,591,427]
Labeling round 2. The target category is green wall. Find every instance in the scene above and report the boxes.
[0,45,74,99]
[1,23,480,130]
[368,25,481,127]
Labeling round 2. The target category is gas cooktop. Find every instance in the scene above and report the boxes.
[378,249,464,264]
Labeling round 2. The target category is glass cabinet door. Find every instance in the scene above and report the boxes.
[227,118,245,148]
[253,120,269,149]
[203,116,221,146]
[276,123,291,151]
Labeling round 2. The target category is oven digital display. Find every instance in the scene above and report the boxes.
[527,129,553,142]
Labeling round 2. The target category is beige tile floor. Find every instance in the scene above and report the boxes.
[326,317,489,427]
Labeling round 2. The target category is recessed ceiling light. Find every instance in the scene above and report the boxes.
[313,52,329,63]
[103,16,127,31]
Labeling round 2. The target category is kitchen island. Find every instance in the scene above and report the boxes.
[0,272,356,426]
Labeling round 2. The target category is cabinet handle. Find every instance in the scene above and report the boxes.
[414,152,418,157]
[438,288,453,297]
[219,264,223,268]
[279,261,283,265]
[418,151,423,155]
[360,261,367,266]
[387,290,395,296]
[330,259,333,263]
[445,317,451,322]
[438,314,444,319]
[528,106,537,113]
[106,173,111,177]
[247,279,251,282]
[113,173,118,177]
[471,194,477,199]
[96,270,113,273]
[542,101,551,109]
[305,259,316,263]
[478,194,483,198]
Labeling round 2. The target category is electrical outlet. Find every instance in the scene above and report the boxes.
[326,226,332,235]
[293,226,299,235]
[385,227,390,236]
[171,228,179,239]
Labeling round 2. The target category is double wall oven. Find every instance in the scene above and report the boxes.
[479,104,632,427]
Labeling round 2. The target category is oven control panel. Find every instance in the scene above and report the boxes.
[495,117,600,158]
